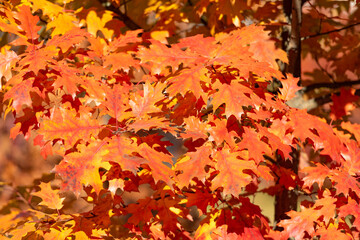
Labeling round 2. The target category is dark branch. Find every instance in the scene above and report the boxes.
[98,0,141,30]
[304,79,360,93]
[302,22,360,40]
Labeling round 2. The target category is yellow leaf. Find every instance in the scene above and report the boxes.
[86,10,114,40]
[0,210,21,233]
[150,30,169,44]
[194,211,220,240]
[43,227,72,240]
[30,0,63,19]
[8,222,36,239]
[32,182,65,209]
[47,13,78,36]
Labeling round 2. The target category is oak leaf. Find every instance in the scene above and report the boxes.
[39,105,102,148]
[86,10,114,40]
[166,66,210,99]
[330,88,359,119]
[129,81,166,119]
[0,49,18,84]
[339,198,360,229]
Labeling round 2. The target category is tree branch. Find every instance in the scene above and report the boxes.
[98,0,141,30]
[302,22,360,40]
[304,79,360,93]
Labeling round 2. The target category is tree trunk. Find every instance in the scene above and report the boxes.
[275,0,302,226]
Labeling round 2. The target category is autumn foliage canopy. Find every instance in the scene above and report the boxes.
[0,0,360,239]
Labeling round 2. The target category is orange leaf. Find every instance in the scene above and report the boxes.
[208,117,237,148]
[278,74,302,101]
[278,207,318,240]
[211,146,257,196]
[102,135,145,171]
[108,29,143,51]
[180,116,208,141]
[129,81,166,119]
[54,142,107,196]
[51,60,83,94]
[341,121,360,142]
[175,143,213,188]
[211,81,261,118]
[101,84,132,122]
[39,105,102,148]
[103,52,139,73]
[237,127,272,164]
[138,143,174,186]
[14,5,42,44]
[47,27,90,52]
[4,78,34,112]
[339,198,360,229]
[138,40,204,74]
[18,45,57,74]
[167,66,210,99]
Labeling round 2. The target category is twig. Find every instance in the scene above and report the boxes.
[314,55,335,83]
[302,22,360,40]
[98,0,141,30]
[16,192,36,210]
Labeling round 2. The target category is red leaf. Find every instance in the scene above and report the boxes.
[184,189,217,213]
[339,198,360,229]
[330,88,359,119]
[126,197,157,225]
